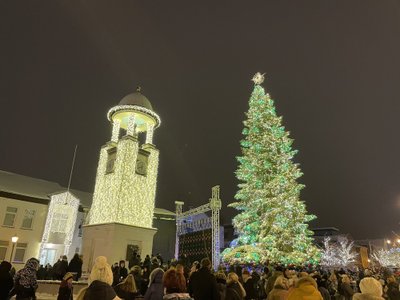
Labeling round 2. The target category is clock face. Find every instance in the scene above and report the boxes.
[136,159,147,176]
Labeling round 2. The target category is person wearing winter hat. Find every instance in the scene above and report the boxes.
[338,275,354,300]
[13,257,40,300]
[353,277,384,300]
[57,272,74,300]
[76,256,120,300]
[287,276,323,300]
[386,276,400,300]
[55,255,69,280]
[267,275,289,300]
[144,268,164,300]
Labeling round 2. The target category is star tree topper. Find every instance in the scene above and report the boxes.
[251,72,265,85]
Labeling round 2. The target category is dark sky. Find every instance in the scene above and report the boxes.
[1,1,400,239]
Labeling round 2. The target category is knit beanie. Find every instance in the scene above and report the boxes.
[89,256,113,286]
[63,272,74,281]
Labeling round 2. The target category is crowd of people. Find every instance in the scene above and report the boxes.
[1,252,400,300]
[35,254,83,281]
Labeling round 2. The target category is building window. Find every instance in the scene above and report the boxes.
[106,148,117,174]
[3,207,18,227]
[136,150,149,176]
[21,209,35,229]
[13,243,27,263]
[0,240,9,260]
[52,212,68,233]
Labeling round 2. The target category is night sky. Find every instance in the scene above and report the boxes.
[1,1,400,239]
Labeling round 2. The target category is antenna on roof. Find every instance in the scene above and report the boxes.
[64,145,78,205]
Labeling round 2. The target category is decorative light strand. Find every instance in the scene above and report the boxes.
[111,119,121,142]
[89,139,159,228]
[146,124,154,144]
[127,115,136,136]
[39,192,79,259]
[107,105,161,128]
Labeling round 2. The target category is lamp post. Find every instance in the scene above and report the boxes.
[10,235,18,262]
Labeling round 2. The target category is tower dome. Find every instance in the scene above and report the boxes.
[118,87,153,111]
[107,87,161,132]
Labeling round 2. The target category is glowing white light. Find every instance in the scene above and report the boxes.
[127,114,136,136]
[372,249,400,267]
[146,124,154,144]
[40,192,79,256]
[107,105,161,128]
[89,137,159,228]
[11,236,19,243]
[320,237,357,268]
[111,119,121,142]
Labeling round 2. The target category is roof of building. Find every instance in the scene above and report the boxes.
[0,170,63,200]
[118,88,153,111]
[0,170,174,216]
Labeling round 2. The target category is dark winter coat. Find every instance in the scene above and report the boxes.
[57,282,73,300]
[338,282,354,300]
[119,267,128,280]
[114,284,139,300]
[216,278,226,300]
[132,273,146,295]
[55,260,69,280]
[265,271,283,296]
[188,267,220,300]
[0,261,14,300]
[243,277,257,300]
[387,282,400,300]
[318,286,331,300]
[257,278,267,300]
[226,282,244,300]
[68,257,83,281]
[14,258,39,300]
[144,269,164,300]
[84,280,116,300]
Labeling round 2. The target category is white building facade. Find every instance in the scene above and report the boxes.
[0,170,175,270]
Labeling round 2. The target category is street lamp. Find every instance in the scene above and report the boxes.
[387,240,391,244]
[10,235,18,262]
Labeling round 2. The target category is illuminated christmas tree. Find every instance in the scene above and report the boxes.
[222,73,319,265]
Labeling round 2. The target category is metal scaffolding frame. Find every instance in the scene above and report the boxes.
[175,185,222,270]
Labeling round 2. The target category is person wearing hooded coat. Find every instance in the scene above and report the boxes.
[267,276,289,300]
[55,256,69,281]
[287,276,323,300]
[353,277,385,300]
[76,256,119,300]
[13,258,40,300]
[57,272,74,300]
[0,261,14,300]
[386,276,400,300]
[68,254,83,281]
[144,268,165,300]
[338,275,354,300]
[226,272,246,300]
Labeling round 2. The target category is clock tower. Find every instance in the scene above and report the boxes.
[82,87,161,270]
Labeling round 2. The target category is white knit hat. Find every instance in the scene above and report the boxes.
[88,256,113,286]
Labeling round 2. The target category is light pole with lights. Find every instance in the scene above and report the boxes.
[10,235,18,262]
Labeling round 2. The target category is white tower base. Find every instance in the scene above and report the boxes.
[82,223,157,272]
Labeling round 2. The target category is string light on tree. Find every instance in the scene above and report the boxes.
[321,237,357,268]
[221,72,320,265]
